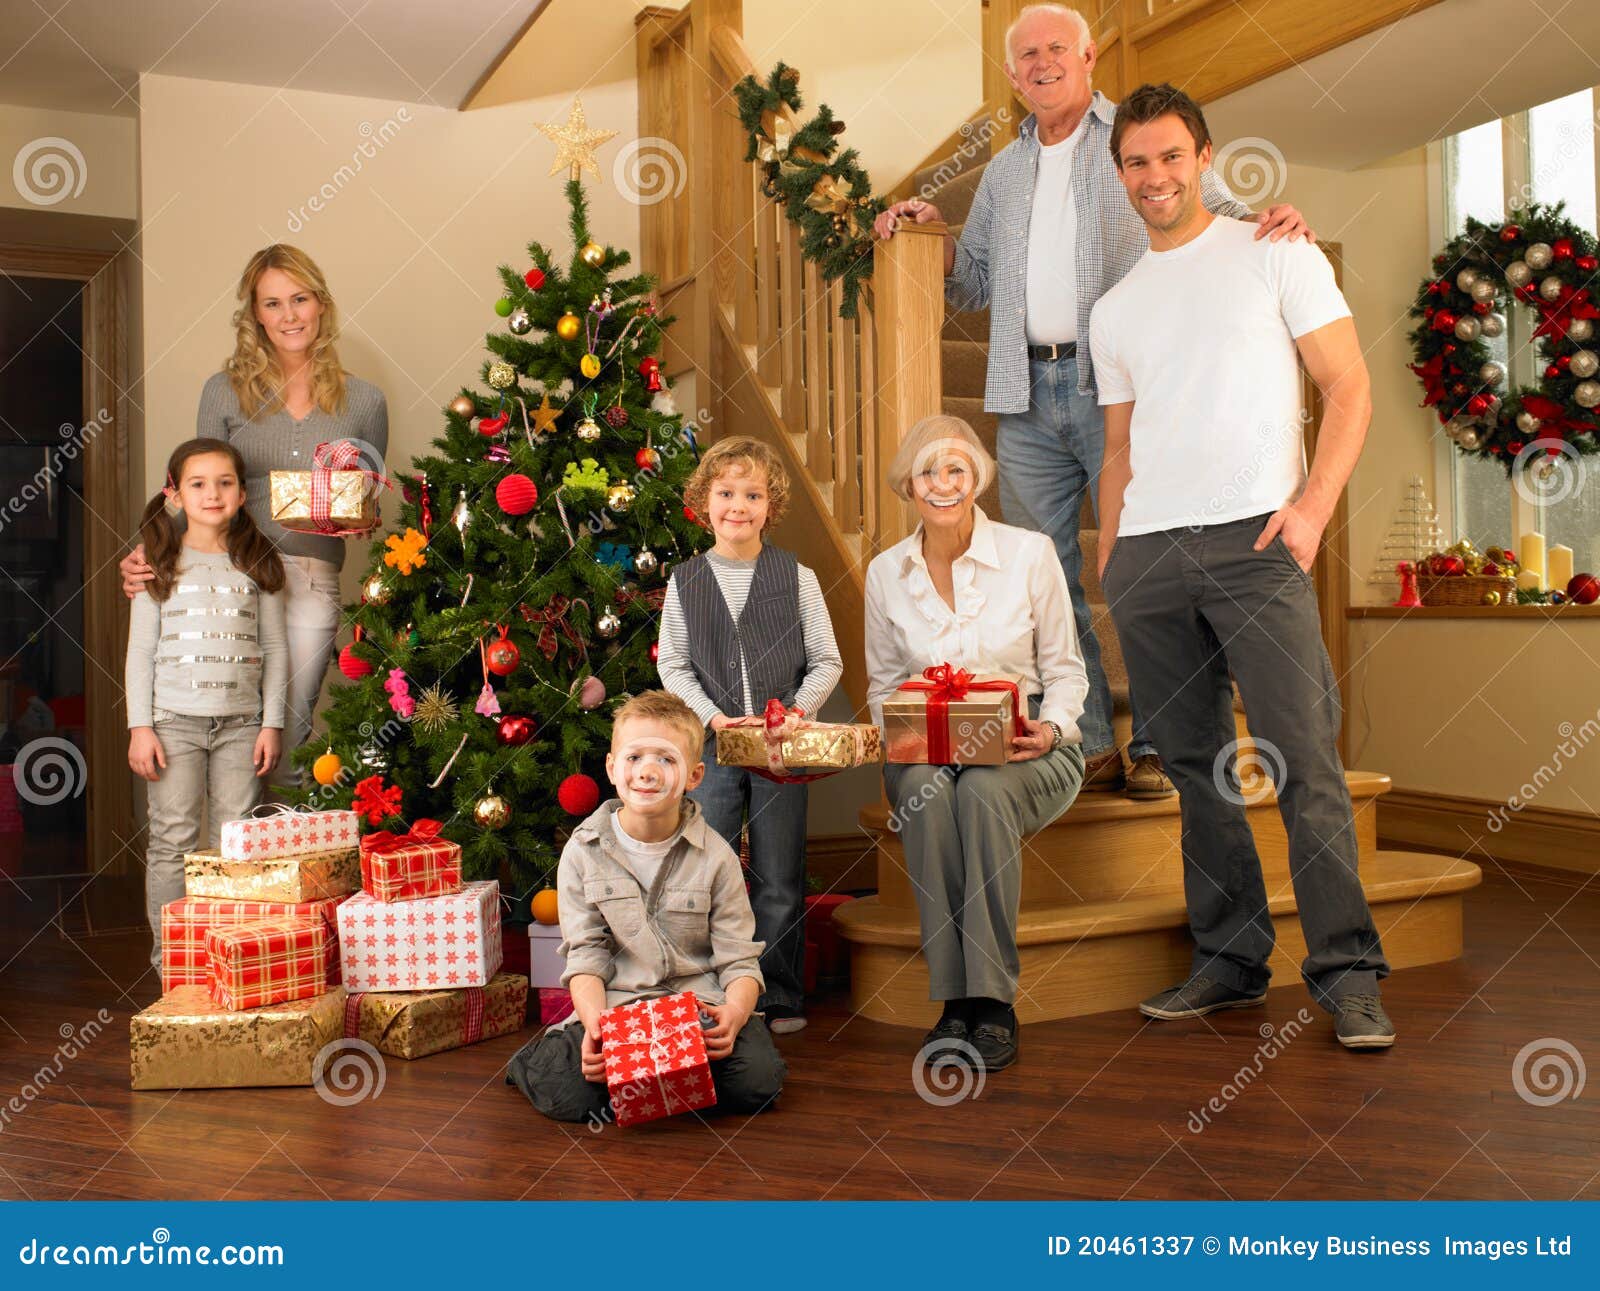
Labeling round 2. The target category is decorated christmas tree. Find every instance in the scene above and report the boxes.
[296,103,708,900]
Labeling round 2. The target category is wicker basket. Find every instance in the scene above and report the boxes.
[1419,573,1516,607]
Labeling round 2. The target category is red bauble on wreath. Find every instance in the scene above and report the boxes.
[495,472,537,515]
[485,625,520,676]
[558,773,600,816]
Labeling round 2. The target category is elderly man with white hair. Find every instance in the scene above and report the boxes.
[875,3,1312,801]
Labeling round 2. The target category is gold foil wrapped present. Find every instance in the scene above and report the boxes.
[346,972,529,1059]
[715,721,881,775]
[184,846,360,903]
[130,986,345,1089]
[883,669,1023,766]
[269,468,378,535]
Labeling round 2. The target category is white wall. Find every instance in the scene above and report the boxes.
[0,102,137,218]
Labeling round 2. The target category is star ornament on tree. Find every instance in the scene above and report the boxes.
[536,96,617,180]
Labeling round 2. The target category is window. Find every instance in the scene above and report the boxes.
[1438,88,1599,575]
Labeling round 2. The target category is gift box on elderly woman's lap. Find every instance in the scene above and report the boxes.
[599,991,717,1127]
[219,807,361,862]
[715,718,881,774]
[883,667,1025,766]
[130,987,345,1090]
[336,881,503,992]
[358,819,463,903]
[161,895,343,993]
[342,972,528,1059]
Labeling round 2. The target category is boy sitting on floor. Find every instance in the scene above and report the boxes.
[507,690,787,1123]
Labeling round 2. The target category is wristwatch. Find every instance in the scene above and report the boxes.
[1044,720,1065,751]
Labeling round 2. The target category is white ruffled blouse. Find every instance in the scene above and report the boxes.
[863,506,1088,742]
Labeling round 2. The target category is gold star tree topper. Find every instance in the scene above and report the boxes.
[536,96,617,180]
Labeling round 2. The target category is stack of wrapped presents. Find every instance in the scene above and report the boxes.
[131,809,527,1090]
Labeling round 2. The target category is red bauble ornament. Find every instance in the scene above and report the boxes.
[1443,343,1457,354]
[1473,300,1491,315]
[1436,554,1466,576]
[1557,354,1572,371]
[1579,256,1599,273]
[649,641,660,663]
[1554,238,1575,261]
[1500,224,1521,242]
[1546,364,1562,379]
[635,446,662,473]
[523,267,546,289]
[495,472,538,515]
[339,642,372,680]
[1432,310,1458,333]
[477,413,509,437]
[1509,440,1524,454]
[485,627,520,676]
[604,405,629,429]
[1567,573,1600,605]
[558,773,601,816]
[1466,393,1491,415]
[496,714,537,746]
[683,504,700,525]
[1427,280,1446,296]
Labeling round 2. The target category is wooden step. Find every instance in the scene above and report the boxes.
[834,850,1481,1026]
[859,769,1391,911]
[941,337,988,400]
[943,308,988,343]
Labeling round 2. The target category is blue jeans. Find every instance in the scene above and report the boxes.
[689,735,808,1011]
[995,355,1155,761]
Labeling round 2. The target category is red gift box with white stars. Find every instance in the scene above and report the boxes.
[599,991,717,1127]
[220,807,361,862]
[335,880,503,992]
[161,895,343,993]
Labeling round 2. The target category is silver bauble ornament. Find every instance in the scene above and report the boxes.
[362,572,391,604]
[1454,316,1481,341]
[1540,275,1565,302]
[632,548,659,576]
[1569,318,1594,342]
[1478,361,1505,386]
[1575,380,1600,409]
[450,487,472,538]
[359,741,388,772]
[1456,268,1479,292]
[595,605,622,639]
[1457,427,1482,450]
[1480,312,1506,338]
[1569,349,1599,379]
[1505,261,1533,287]
[1471,278,1497,304]
[575,417,602,442]
[1442,417,1466,440]
[1525,242,1554,271]
[508,307,532,335]
[1516,410,1542,435]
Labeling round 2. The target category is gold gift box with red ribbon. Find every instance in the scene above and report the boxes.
[883,666,1025,766]
[359,819,463,903]
[715,719,881,775]
[269,469,378,534]
[343,972,528,1059]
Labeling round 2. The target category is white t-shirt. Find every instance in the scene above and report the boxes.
[1024,117,1087,345]
[1089,215,1350,536]
[612,812,679,893]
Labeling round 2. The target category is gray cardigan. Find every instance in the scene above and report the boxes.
[197,370,389,566]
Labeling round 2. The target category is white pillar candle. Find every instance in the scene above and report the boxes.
[1547,543,1574,592]
[1519,531,1547,587]
[1516,569,1543,592]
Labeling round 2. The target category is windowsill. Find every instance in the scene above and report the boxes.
[1347,605,1600,620]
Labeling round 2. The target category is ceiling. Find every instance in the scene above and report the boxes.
[1206,0,1600,170]
[0,0,547,117]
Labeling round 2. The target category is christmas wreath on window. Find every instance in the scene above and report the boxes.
[1409,203,1600,474]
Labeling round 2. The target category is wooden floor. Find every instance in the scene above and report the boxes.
[1,846,1597,1201]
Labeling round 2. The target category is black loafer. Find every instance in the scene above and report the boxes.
[921,1015,971,1064]
[969,1011,1019,1072]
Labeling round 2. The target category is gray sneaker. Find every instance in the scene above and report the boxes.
[1334,994,1395,1049]
[1138,974,1267,1020]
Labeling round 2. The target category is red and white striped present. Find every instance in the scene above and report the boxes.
[220,805,360,862]
[206,918,327,1011]
[335,880,503,991]
[358,819,463,903]
[599,991,717,1127]
[161,895,342,993]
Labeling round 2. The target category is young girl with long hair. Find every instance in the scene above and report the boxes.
[126,438,287,975]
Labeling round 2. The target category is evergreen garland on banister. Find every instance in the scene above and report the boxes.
[734,62,886,319]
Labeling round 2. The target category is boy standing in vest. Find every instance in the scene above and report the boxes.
[657,438,844,1033]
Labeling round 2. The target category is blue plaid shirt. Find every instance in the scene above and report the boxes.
[946,92,1250,412]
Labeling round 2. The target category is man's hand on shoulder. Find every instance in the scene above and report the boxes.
[1254,203,1315,244]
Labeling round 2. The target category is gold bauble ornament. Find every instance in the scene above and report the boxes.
[1483,590,1502,606]
[473,792,512,831]
[487,360,516,390]
[449,394,476,419]
[580,353,601,379]
[607,482,636,512]
[576,416,602,442]
[556,312,582,340]
[580,241,605,267]
[362,572,391,604]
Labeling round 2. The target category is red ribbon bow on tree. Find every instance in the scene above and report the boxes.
[519,595,588,661]
[897,664,1025,763]
[615,585,667,615]
[352,774,403,825]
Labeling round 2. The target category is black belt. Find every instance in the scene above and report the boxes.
[1027,342,1076,361]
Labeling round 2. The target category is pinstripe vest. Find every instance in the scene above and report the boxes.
[673,547,805,716]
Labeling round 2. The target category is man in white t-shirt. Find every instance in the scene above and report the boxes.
[1089,84,1394,1051]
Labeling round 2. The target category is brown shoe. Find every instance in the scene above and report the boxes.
[1125,753,1176,800]
[1081,750,1125,793]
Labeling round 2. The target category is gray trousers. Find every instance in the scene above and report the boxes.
[1103,514,1390,1011]
[884,745,1085,1003]
[506,1014,787,1124]
[143,711,264,973]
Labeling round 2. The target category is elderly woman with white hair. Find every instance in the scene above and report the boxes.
[864,415,1088,1073]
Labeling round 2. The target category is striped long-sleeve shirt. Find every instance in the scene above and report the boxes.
[657,551,843,727]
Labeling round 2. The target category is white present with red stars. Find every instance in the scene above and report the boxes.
[220,807,361,862]
[599,991,717,1127]
[335,880,503,991]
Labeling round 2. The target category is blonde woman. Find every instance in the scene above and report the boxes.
[120,245,388,784]
[865,415,1088,1073]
